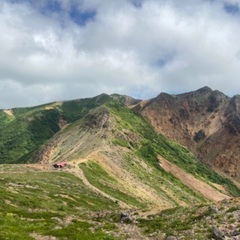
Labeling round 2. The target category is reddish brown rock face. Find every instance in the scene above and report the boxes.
[133,87,240,182]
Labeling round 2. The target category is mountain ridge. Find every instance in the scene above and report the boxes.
[1,87,240,182]
[27,100,240,198]
[133,86,240,181]
[1,87,240,239]
[2,86,240,182]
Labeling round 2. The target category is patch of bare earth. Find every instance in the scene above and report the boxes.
[30,233,58,240]
[67,149,174,211]
[96,151,173,209]
[158,156,230,202]
[44,102,62,111]
[65,158,130,209]
[3,109,14,116]
[116,223,151,240]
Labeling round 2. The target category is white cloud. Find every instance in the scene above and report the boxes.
[1,0,240,108]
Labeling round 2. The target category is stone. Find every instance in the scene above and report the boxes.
[213,226,225,240]
[210,206,219,214]
[166,236,177,240]
[120,212,132,223]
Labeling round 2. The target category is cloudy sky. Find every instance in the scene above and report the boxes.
[1,0,240,108]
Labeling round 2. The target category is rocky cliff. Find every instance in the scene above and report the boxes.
[134,87,240,181]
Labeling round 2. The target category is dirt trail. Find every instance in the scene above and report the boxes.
[158,156,230,202]
[0,161,130,209]
[65,161,130,209]
[69,151,175,212]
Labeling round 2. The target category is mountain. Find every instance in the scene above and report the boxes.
[1,88,240,239]
[32,101,240,204]
[133,86,240,182]
[0,93,139,164]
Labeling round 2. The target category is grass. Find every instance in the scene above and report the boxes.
[0,94,113,164]
[1,95,239,198]
[138,198,240,239]
[80,161,144,208]
[0,163,238,239]
[0,214,119,240]
[0,168,120,239]
[0,171,118,213]
[123,153,206,206]
[138,205,212,238]
[106,101,240,197]
[0,109,61,164]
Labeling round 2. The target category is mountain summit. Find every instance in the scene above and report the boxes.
[134,87,240,181]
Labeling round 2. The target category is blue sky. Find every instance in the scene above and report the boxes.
[1,0,240,108]
[224,2,240,14]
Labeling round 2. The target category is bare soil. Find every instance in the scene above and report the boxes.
[3,109,14,116]
[158,156,230,202]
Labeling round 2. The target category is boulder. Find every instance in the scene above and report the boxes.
[213,226,225,240]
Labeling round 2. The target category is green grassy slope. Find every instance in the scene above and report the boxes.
[0,108,61,163]
[0,165,119,239]
[138,198,240,239]
[106,101,240,197]
[80,161,145,208]
[0,164,239,240]
[0,94,114,164]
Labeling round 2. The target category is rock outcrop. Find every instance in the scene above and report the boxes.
[134,87,240,181]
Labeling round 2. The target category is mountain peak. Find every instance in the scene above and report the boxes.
[135,87,240,180]
[196,86,212,92]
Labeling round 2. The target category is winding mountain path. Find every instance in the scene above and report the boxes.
[65,162,130,209]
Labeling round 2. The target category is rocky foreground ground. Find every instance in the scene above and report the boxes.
[92,197,240,240]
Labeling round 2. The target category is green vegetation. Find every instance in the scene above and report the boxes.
[138,198,240,240]
[0,164,238,239]
[0,167,120,239]
[80,161,144,208]
[0,110,16,124]
[123,153,206,206]
[106,101,240,197]
[112,138,130,148]
[0,94,113,164]
[0,94,137,164]
[1,95,239,198]
[0,171,116,213]
[155,134,240,197]
[0,109,61,164]
[61,94,112,122]
[0,95,240,239]
[138,205,213,239]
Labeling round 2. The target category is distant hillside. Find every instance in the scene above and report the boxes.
[32,100,240,205]
[0,94,138,164]
[134,86,240,182]
[0,89,239,197]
